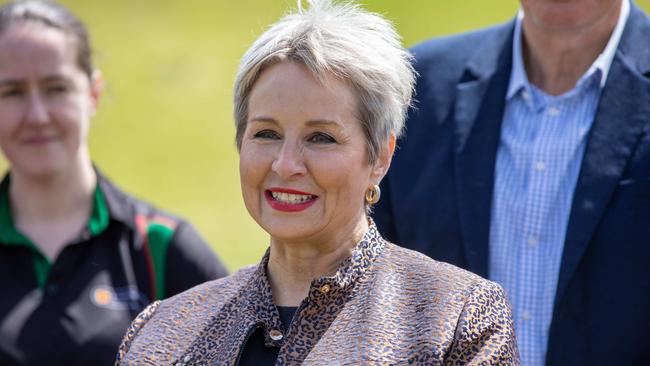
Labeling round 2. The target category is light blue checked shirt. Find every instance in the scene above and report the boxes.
[488,2,629,365]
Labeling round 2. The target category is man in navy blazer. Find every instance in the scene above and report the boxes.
[373,1,650,365]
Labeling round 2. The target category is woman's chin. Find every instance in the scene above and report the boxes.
[263,222,322,245]
[11,163,65,181]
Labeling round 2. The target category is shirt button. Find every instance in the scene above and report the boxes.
[527,236,539,247]
[319,284,331,294]
[547,106,560,117]
[269,329,283,341]
[521,90,530,101]
[535,161,546,171]
[522,311,532,321]
[45,284,59,296]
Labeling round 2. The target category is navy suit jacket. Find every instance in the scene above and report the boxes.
[374,4,650,366]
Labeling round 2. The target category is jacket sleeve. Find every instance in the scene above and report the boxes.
[445,280,520,365]
[164,221,229,296]
[115,301,161,365]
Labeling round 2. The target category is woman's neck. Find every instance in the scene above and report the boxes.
[10,154,96,260]
[266,216,369,306]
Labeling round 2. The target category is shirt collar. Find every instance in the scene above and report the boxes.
[507,0,630,100]
[239,219,386,347]
[0,172,110,246]
[95,168,133,225]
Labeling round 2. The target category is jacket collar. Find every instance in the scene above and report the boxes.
[554,3,650,311]
[181,220,387,364]
[244,219,386,344]
[453,21,514,277]
[454,3,650,282]
[617,2,650,75]
[95,167,140,228]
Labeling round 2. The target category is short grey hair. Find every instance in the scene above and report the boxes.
[233,0,416,164]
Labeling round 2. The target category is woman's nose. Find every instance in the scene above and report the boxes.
[271,140,307,179]
[24,90,50,125]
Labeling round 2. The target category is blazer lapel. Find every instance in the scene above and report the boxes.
[555,6,650,308]
[453,24,514,277]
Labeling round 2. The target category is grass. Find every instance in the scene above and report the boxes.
[1,0,648,270]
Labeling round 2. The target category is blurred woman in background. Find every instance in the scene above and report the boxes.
[0,1,227,365]
[116,0,519,365]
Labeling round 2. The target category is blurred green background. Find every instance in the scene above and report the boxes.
[1,0,647,270]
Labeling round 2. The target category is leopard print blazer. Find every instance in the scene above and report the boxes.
[116,222,519,365]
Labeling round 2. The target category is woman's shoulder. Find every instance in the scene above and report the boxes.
[378,241,504,299]
[96,171,182,222]
[378,244,518,364]
[116,265,258,365]
[154,264,257,323]
[371,242,517,363]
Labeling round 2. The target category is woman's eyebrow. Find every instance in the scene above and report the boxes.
[0,74,69,86]
[248,118,344,129]
[41,74,71,83]
[249,116,277,123]
[0,78,22,87]
[306,119,344,130]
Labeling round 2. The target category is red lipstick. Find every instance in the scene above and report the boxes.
[265,188,318,212]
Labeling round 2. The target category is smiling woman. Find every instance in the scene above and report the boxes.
[116,0,519,365]
[0,1,228,365]
[240,61,378,246]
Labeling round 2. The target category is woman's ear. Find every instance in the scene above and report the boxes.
[89,70,104,115]
[371,133,396,183]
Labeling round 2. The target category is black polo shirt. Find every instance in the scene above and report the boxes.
[0,171,228,366]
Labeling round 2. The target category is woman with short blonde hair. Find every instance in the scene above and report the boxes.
[116,1,519,364]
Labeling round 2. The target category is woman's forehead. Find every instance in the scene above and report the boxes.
[0,22,78,76]
[249,61,358,119]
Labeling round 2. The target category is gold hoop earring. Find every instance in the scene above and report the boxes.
[365,185,381,204]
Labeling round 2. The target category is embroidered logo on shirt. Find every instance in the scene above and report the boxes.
[90,285,148,311]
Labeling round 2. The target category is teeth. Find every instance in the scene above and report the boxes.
[271,191,314,204]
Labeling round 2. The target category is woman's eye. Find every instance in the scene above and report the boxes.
[253,129,281,140]
[45,85,69,95]
[0,89,23,98]
[308,132,337,144]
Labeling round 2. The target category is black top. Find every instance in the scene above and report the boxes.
[0,171,228,366]
[238,306,298,366]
